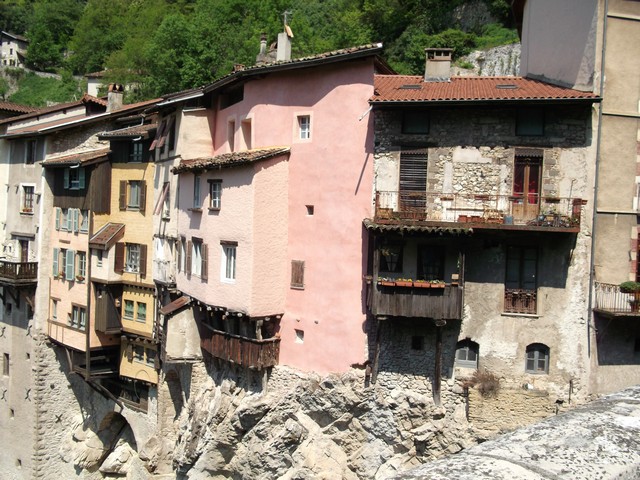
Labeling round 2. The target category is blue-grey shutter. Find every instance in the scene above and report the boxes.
[78,168,86,189]
[65,249,75,280]
[72,209,79,232]
[64,169,70,189]
[52,248,59,277]
[55,208,60,230]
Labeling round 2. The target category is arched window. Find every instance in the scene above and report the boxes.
[525,343,549,374]
[455,339,479,369]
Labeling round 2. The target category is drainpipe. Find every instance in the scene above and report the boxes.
[85,208,93,380]
[587,0,609,359]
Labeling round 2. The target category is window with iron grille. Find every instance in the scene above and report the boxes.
[504,246,538,314]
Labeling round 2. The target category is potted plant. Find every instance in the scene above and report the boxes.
[76,275,85,282]
[620,281,640,312]
[413,279,431,288]
[377,276,395,287]
[395,278,413,287]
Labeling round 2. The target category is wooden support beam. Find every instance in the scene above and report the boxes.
[371,317,383,384]
[433,323,443,406]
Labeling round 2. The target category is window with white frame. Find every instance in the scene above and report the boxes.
[21,185,34,213]
[191,239,203,276]
[161,182,170,218]
[80,210,89,232]
[455,339,479,369]
[51,299,58,321]
[222,242,237,281]
[125,244,141,273]
[129,142,143,162]
[209,180,222,209]
[525,343,549,374]
[96,250,103,267]
[76,251,86,280]
[298,115,311,140]
[69,305,86,331]
[129,181,141,209]
[66,167,85,189]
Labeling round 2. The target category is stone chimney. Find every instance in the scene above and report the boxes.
[256,33,269,65]
[276,24,293,62]
[424,48,453,82]
[107,83,124,112]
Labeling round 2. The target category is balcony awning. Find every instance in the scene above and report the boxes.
[90,223,125,250]
[363,218,473,235]
[160,296,191,316]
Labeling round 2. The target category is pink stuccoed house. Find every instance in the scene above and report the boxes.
[155,34,392,374]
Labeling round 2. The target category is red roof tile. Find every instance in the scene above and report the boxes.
[43,148,110,167]
[173,147,290,173]
[371,75,600,103]
[90,223,125,250]
[0,102,38,114]
[98,123,157,139]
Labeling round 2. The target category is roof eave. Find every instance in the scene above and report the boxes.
[369,97,602,107]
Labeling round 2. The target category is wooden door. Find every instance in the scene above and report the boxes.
[512,156,541,223]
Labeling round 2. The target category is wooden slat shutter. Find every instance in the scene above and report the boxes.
[72,209,79,232]
[201,244,208,280]
[149,120,166,151]
[139,181,146,214]
[64,169,70,189]
[52,248,59,277]
[158,117,174,149]
[65,249,75,280]
[78,168,86,189]
[119,181,127,211]
[114,242,125,273]
[176,238,182,272]
[186,240,192,275]
[139,244,147,278]
[55,208,60,230]
[291,260,305,288]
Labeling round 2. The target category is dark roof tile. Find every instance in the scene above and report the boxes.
[173,147,290,173]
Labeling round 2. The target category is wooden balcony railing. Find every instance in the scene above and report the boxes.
[200,323,280,370]
[368,281,463,320]
[504,288,537,315]
[374,191,584,231]
[0,260,38,284]
[594,282,640,317]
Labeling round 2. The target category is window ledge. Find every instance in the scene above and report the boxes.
[20,211,34,216]
[188,208,203,213]
[501,312,540,319]
[208,207,220,212]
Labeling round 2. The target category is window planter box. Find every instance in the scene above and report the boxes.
[395,280,413,287]
[430,282,446,289]
[413,281,431,288]
[377,280,395,287]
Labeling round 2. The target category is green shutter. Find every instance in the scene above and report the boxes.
[65,249,75,280]
[78,168,86,189]
[73,209,79,232]
[55,208,60,230]
[64,169,70,189]
[52,248,59,277]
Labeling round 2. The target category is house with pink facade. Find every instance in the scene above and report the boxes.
[160,40,392,374]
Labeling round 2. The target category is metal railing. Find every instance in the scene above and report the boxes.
[504,288,537,314]
[594,282,640,315]
[375,191,584,228]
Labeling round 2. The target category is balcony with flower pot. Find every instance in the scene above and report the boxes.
[594,281,640,317]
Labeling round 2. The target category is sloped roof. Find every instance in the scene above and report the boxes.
[90,223,125,250]
[173,147,290,174]
[159,44,389,106]
[1,31,28,43]
[160,296,191,316]
[0,96,105,126]
[0,102,38,114]
[371,75,600,104]
[98,122,157,140]
[363,218,473,235]
[42,148,110,167]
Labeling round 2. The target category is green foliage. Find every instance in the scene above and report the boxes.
[620,281,640,293]
[0,77,9,100]
[475,23,519,50]
[7,71,82,106]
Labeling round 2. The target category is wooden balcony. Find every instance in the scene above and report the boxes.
[594,282,640,317]
[200,323,280,369]
[368,281,463,320]
[374,191,585,233]
[0,260,38,285]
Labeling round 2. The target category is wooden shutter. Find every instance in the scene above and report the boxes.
[291,260,305,288]
[65,249,75,280]
[150,120,166,151]
[114,242,125,273]
[126,343,133,362]
[139,181,146,214]
[72,209,79,232]
[186,240,192,275]
[119,181,127,211]
[64,169,70,189]
[78,168,86,189]
[201,244,208,280]
[176,238,182,272]
[55,208,60,230]
[139,244,147,278]
[52,248,59,277]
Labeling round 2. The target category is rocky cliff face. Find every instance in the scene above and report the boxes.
[453,44,521,77]
[154,365,476,480]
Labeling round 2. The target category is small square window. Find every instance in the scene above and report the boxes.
[295,329,304,343]
[129,142,143,162]
[525,343,549,374]
[3,353,9,376]
[306,205,314,216]
[21,185,34,213]
[124,300,134,319]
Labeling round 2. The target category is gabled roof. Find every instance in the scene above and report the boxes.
[43,148,110,168]
[0,96,104,127]
[371,75,600,105]
[173,147,290,174]
[158,44,389,107]
[1,31,28,43]
[98,122,157,140]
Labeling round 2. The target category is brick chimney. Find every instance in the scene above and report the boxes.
[424,48,453,82]
[107,83,124,112]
